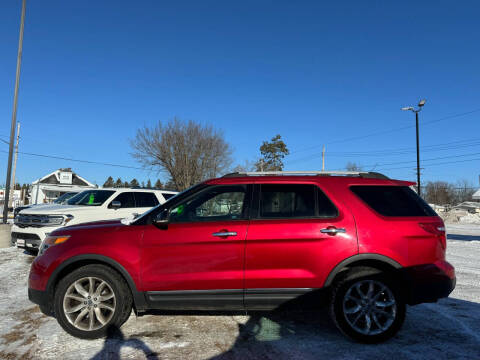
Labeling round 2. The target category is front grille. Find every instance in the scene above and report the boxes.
[15,214,62,228]
[11,232,41,240]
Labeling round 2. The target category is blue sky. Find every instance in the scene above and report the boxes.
[1,0,479,187]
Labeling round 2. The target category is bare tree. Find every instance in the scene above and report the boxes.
[455,179,476,203]
[424,181,455,205]
[231,160,256,173]
[345,162,363,171]
[130,118,232,191]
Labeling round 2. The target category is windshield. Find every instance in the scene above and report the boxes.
[66,190,115,206]
[53,192,78,204]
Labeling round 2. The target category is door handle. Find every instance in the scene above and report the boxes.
[212,231,237,237]
[320,227,346,235]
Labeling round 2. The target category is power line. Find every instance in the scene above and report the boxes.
[286,137,480,165]
[289,107,480,156]
[0,149,165,172]
[379,156,480,171]
[362,151,480,169]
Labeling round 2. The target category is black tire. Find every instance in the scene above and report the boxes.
[329,268,406,343]
[53,264,132,339]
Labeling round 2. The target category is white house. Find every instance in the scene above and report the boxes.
[0,189,23,207]
[473,189,480,200]
[30,168,96,204]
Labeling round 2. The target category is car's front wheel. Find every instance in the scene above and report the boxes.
[330,269,406,343]
[53,264,132,339]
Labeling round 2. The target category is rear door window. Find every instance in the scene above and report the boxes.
[317,188,339,217]
[135,192,159,208]
[351,186,437,216]
[109,192,135,208]
[259,184,316,218]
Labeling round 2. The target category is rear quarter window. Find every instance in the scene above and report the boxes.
[162,193,176,201]
[350,185,437,217]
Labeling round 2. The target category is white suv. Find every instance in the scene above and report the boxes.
[12,188,177,251]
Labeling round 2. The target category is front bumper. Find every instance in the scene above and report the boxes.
[12,232,42,250]
[11,224,56,249]
[403,261,456,305]
[28,287,49,307]
[28,288,52,315]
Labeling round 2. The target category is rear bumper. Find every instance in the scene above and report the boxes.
[403,261,456,305]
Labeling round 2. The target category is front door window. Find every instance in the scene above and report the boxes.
[169,185,247,223]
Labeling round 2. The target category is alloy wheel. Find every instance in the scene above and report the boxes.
[63,277,116,331]
[342,279,397,336]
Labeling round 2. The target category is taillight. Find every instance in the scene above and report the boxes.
[419,222,446,249]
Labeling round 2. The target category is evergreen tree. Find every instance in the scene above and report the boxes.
[141,181,146,188]
[146,179,152,188]
[124,181,129,187]
[255,135,289,171]
[103,176,115,188]
[114,178,123,188]
[129,179,139,187]
[154,179,163,189]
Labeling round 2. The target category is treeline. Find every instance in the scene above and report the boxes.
[102,177,174,190]
[423,180,477,205]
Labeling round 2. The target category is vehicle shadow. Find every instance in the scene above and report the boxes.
[209,297,480,360]
[447,234,480,241]
[90,325,159,360]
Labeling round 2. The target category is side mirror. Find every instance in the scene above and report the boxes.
[111,201,121,209]
[153,209,169,229]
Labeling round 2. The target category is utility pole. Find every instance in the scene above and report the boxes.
[8,123,21,208]
[3,0,26,223]
[401,99,426,197]
[322,145,325,171]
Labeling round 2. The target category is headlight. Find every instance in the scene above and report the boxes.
[47,215,74,226]
[63,214,74,225]
[39,235,70,256]
[47,216,65,225]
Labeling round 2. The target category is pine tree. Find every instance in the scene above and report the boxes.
[146,179,152,188]
[103,176,115,188]
[129,179,139,187]
[124,181,129,188]
[255,135,289,171]
[154,179,163,189]
[141,181,145,188]
[114,178,123,188]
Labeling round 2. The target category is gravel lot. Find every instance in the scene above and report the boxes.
[0,224,479,360]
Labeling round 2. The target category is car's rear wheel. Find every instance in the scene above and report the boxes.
[330,269,406,343]
[53,264,132,339]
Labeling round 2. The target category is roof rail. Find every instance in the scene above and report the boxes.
[222,171,389,179]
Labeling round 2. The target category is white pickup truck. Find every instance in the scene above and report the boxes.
[12,188,177,252]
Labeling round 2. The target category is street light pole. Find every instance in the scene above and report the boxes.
[401,99,426,197]
[3,0,26,223]
[415,111,421,197]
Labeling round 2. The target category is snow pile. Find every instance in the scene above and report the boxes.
[457,212,480,225]
[440,209,480,225]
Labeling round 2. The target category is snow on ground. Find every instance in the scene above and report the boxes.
[0,224,479,359]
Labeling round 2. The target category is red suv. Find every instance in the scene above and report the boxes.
[28,171,455,343]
